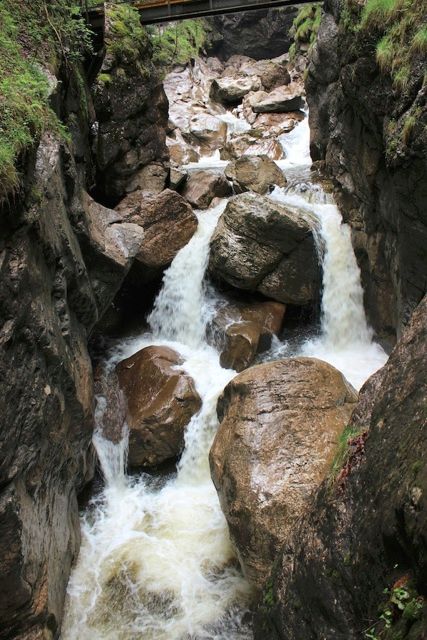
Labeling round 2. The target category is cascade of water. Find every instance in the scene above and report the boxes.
[63,195,253,640]
[63,75,388,640]
[148,200,227,348]
[269,115,387,389]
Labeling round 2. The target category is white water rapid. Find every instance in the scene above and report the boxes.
[62,202,253,640]
[63,72,388,640]
[267,114,388,390]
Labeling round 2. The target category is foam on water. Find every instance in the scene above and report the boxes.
[62,201,253,640]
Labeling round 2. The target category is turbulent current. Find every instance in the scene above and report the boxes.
[63,81,387,639]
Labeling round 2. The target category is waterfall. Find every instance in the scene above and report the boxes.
[148,201,227,347]
[63,68,387,640]
[62,198,253,640]
[269,115,387,390]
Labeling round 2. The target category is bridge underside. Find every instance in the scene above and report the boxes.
[88,0,314,29]
[138,0,313,24]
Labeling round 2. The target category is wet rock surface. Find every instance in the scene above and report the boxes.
[209,193,322,306]
[93,10,169,200]
[224,155,286,195]
[255,295,427,639]
[249,84,304,113]
[116,346,202,468]
[210,357,357,587]
[115,188,198,269]
[0,135,97,639]
[182,170,232,209]
[207,8,298,60]
[306,4,427,342]
[209,299,286,371]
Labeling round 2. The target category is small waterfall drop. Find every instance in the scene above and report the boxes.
[148,200,227,347]
[63,67,388,640]
[63,197,252,640]
[268,115,387,389]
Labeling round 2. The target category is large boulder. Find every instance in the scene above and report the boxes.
[210,358,358,588]
[240,58,291,91]
[221,133,284,161]
[79,192,145,315]
[209,193,321,306]
[255,296,427,639]
[209,300,286,371]
[249,84,304,113]
[224,155,286,194]
[182,170,232,209]
[183,112,228,153]
[115,189,197,269]
[116,346,202,468]
[210,76,262,104]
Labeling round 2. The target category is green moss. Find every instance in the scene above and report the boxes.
[290,3,322,60]
[106,3,151,70]
[342,0,427,90]
[0,0,92,201]
[148,18,209,70]
[365,579,426,639]
[328,424,365,484]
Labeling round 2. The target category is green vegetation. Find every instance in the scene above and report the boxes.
[0,1,92,201]
[342,0,427,90]
[328,424,365,485]
[148,19,210,70]
[289,3,322,60]
[364,577,425,639]
[106,3,151,70]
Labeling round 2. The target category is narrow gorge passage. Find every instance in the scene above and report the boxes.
[63,61,387,639]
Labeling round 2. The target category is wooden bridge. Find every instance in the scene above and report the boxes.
[88,0,314,28]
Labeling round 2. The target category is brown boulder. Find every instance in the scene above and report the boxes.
[209,193,321,306]
[210,357,358,587]
[182,170,232,209]
[116,346,202,468]
[210,76,262,104]
[210,300,286,371]
[224,155,286,194]
[249,84,304,113]
[115,189,197,269]
[80,192,145,314]
[254,296,427,639]
[221,134,284,161]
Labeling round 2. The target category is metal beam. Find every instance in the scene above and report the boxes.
[137,0,314,24]
[87,0,316,29]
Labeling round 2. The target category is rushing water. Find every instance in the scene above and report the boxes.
[63,75,388,639]
[62,203,253,640]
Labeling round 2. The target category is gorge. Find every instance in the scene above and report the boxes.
[0,2,426,639]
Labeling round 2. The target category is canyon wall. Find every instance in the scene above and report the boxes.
[306,0,427,344]
[0,8,168,638]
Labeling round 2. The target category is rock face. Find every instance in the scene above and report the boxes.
[116,346,202,468]
[224,155,286,194]
[209,300,286,371]
[93,9,169,200]
[78,192,145,313]
[182,170,232,209]
[210,358,357,587]
[209,193,322,306]
[115,188,198,269]
[306,3,427,343]
[0,135,97,639]
[207,8,298,60]
[255,295,427,639]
